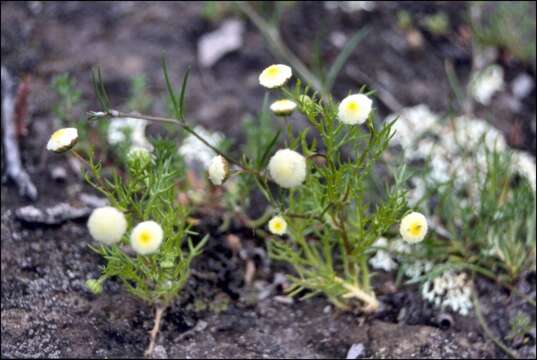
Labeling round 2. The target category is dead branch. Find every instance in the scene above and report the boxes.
[14,74,31,137]
[1,66,37,200]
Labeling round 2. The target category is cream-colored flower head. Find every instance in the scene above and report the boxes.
[208,155,229,186]
[400,212,428,243]
[130,221,164,255]
[259,64,292,88]
[270,99,297,116]
[268,149,307,188]
[47,127,78,153]
[338,94,373,125]
[268,215,287,235]
[87,206,127,245]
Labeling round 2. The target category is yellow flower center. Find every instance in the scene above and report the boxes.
[346,101,359,112]
[266,65,280,78]
[409,223,422,237]
[274,222,282,231]
[139,231,152,246]
[51,129,68,141]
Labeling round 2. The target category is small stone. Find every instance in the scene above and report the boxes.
[346,343,365,359]
[15,203,92,225]
[330,31,347,48]
[512,73,534,99]
[50,166,67,181]
[194,320,208,332]
[198,19,244,68]
[151,345,167,359]
[273,296,294,304]
[79,193,108,208]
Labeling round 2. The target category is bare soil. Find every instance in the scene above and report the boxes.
[2,2,535,358]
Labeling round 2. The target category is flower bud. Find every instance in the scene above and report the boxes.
[47,128,78,153]
[208,155,229,186]
[259,64,292,89]
[270,99,297,116]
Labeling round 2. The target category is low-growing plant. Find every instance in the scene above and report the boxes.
[47,78,208,356]
[409,147,536,284]
[84,61,421,313]
[47,59,427,355]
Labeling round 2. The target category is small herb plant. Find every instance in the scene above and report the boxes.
[47,60,426,354]
[84,61,422,313]
[47,94,207,357]
[409,148,536,284]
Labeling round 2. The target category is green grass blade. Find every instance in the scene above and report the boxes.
[161,58,180,119]
[178,67,190,120]
[325,27,369,92]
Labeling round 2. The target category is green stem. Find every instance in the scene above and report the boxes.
[359,255,370,291]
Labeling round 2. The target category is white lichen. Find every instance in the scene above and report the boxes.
[178,125,223,168]
[107,117,153,151]
[421,271,473,316]
[369,237,398,272]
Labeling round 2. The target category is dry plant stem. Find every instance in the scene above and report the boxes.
[144,305,166,358]
[335,277,379,312]
[1,66,37,200]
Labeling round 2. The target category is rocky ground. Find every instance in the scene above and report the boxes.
[2,2,536,358]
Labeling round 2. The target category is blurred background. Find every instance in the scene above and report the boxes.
[2,1,535,150]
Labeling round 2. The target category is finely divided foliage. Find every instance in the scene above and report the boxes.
[47,61,429,355]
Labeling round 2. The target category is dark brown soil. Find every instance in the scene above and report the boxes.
[2,2,535,358]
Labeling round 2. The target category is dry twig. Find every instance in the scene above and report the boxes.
[1,66,37,200]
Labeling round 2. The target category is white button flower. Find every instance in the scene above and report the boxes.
[400,212,428,243]
[337,94,372,125]
[259,64,292,89]
[268,149,307,188]
[208,155,229,186]
[47,127,78,153]
[268,215,287,235]
[130,221,164,255]
[270,99,297,116]
[87,206,128,245]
